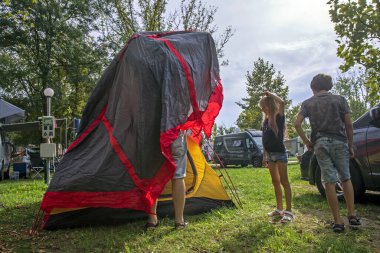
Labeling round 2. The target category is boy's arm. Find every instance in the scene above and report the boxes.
[294,114,313,151]
[344,113,354,158]
[264,91,285,115]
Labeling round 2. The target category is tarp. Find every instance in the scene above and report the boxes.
[0,99,25,124]
[38,31,228,229]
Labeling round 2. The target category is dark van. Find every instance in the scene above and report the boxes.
[213,130,263,167]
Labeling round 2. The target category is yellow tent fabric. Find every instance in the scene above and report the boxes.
[160,136,230,201]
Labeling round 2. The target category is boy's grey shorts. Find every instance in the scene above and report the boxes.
[171,131,187,179]
[314,137,351,184]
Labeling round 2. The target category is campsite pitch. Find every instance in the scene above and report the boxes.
[0,164,379,252]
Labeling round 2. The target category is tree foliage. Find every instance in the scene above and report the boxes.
[286,104,301,139]
[0,0,233,146]
[236,58,291,132]
[332,70,371,120]
[328,0,380,104]
[215,123,237,136]
[0,0,105,123]
[96,0,234,65]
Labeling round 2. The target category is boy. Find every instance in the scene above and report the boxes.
[294,73,361,233]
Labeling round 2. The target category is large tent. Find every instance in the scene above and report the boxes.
[37,31,234,230]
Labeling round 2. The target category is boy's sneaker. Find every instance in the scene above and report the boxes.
[348,216,361,229]
[267,209,283,217]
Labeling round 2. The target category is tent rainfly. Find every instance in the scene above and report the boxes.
[36,31,234,230]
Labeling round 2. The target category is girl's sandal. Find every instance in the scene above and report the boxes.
[280,211,294,223]
[267,209,283,217]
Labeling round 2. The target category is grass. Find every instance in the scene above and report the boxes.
[0,165,379,252]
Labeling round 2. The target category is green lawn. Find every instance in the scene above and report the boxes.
[0,165,379,253]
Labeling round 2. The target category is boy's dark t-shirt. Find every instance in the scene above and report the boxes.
[299,92,350,143]
[262,114,286,152]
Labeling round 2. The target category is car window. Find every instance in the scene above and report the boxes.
[353,103,380,129]
[252,137,263,150]
[353,111,371,129]
[215,140,223,146]
[246,138,254,149]
[233,140,241,147]
[225,137,245,152]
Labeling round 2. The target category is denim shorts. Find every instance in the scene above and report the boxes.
[171,131,187,179]
[314,137,350,183]
[266,152,288,163]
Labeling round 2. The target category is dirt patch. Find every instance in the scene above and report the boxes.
[359,216,380,251]
[297,191,380,252]
[0,242,12,253]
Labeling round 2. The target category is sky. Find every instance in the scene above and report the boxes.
[169,0,344,127]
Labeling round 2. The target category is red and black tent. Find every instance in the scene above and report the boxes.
[37,31,233,230]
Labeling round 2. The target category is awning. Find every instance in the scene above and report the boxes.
[0,99,25,124]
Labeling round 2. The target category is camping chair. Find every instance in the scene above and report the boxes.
[29,153,44,179]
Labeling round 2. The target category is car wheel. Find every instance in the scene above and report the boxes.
[252,157,262,168]
[315,164,344,198]
[240,163,248,167]
[349,162,365,201]
[220,159,227,168]
[315,162,365,201]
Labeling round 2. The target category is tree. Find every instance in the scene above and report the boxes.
[210,123,237,138]
[0,0,233,146]
[332,70,370,120]
[236,58,291,131]
[286,105,301,139]
[0,0,106,122]
[328,0,380,105]
[96,0,234,65]
[211,123,218,141]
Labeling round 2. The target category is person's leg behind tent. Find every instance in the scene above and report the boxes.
[145,131,188,230]
[171,131,188,229]
[144,201,159,231]
[172,177,187,229]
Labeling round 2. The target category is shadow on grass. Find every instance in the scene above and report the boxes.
[293,192,326,209]
[0,200,152,252]
[2,201,213,252]
[220,222,278,252]
[0,201,44,252]
[220,219,371,253]
[294,190,380,207]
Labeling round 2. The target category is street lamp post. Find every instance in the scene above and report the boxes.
[44,88,54,116]
[43,88,54,184]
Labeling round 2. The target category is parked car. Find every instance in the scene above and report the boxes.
[299,103,380,200]
[213,130,263,167]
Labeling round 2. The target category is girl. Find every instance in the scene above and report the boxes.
[259,91,293,223]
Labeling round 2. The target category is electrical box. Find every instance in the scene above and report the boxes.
[42,116,55,138]
[40,143,56,158]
